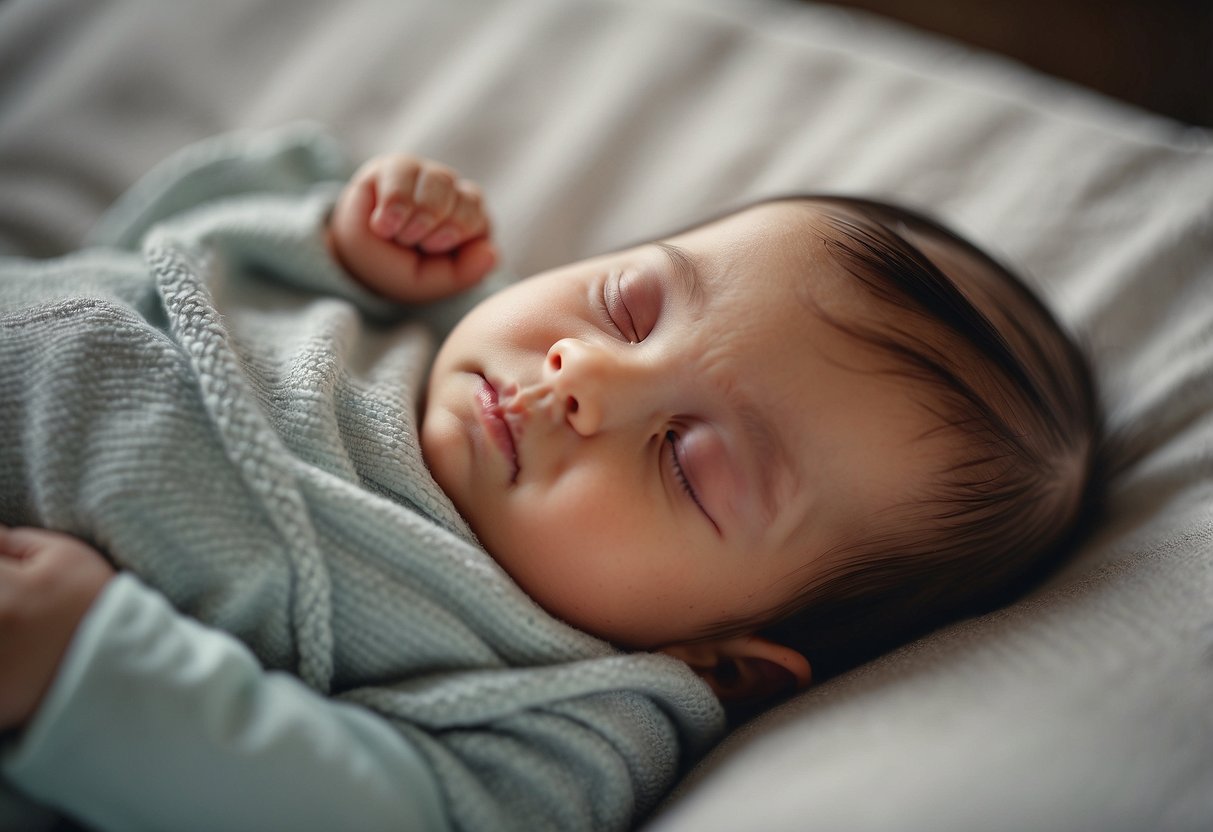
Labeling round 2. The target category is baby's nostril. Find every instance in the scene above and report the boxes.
[549,352,562,371]
[567,396,579,414]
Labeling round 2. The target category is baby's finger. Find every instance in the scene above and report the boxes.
[419,181,489,254]
[398,239,495,303]
[397,165,458,246]
[370,159,421,239]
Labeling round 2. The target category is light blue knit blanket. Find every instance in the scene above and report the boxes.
[0,126,723,830]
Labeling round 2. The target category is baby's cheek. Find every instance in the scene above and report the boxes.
[420,408,472,506]
[500,480,692,641]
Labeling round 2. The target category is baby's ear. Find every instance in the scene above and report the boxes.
[660,635,811,704]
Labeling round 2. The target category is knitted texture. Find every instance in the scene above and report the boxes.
[0,126,724,831]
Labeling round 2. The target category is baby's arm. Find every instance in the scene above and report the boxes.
[0,527,448,832]
[327,155,498,304]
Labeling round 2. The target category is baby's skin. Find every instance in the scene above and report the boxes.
[325,154,499,302]
[5,151,950,726]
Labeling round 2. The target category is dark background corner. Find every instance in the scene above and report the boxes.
[816,0,1213,126]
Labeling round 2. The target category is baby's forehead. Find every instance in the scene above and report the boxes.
[695,201,915,324]
[744,199,1008,328]
[663,197,1016,389]
[669,201,848,292]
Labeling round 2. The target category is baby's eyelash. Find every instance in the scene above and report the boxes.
[597,283,618,335]
[598,278,639,343]
[665,430,705,512]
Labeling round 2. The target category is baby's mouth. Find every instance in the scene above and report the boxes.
[476,374,519,482]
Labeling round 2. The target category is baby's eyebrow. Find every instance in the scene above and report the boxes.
[653,241,706,314]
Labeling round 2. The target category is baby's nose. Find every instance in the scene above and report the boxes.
[543,338,642,437]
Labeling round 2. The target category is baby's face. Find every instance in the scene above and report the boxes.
[421,202,936,648]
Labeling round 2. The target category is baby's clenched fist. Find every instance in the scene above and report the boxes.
[328,154,497,303]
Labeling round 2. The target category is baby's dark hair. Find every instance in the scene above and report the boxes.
[703,195,1103,681]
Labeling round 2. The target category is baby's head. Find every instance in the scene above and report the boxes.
[420,197,1099,702]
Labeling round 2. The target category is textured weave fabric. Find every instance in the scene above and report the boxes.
[0,125,724,831]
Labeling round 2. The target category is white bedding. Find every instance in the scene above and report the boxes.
[1,1,1210,829]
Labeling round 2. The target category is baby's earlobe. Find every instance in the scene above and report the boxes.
[722,655,801,701]
[660,635,811,703]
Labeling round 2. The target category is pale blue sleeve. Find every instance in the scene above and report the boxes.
[1,573,450,832]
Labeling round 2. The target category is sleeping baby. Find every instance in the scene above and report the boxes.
[0,127,1099,831]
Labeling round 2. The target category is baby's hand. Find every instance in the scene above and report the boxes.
[328,154,498,304]
[0,525,115,730]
